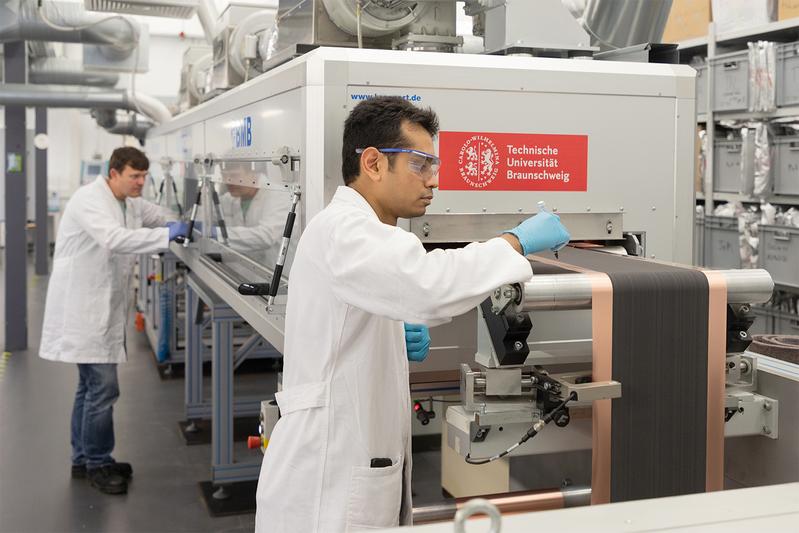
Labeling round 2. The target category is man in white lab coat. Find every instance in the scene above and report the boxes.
[39,147,189,495]
[255,97,570,531]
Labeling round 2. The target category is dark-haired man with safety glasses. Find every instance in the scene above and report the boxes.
[255,96,570,532]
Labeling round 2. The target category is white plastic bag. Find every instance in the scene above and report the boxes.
[748,41,777,113]
[753,122,773,198]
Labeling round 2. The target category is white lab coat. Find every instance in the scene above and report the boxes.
[255,186,532,532]
[39,176,171,364]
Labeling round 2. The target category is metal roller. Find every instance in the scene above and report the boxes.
[507,269,774,312]
[412,486,591,524]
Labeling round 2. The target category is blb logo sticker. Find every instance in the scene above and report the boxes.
[457,135,500,189]
[231,117,252,148]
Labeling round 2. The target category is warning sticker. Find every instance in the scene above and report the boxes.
[438,132,588,191]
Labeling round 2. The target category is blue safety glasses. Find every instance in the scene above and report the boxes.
[355,148,441,179]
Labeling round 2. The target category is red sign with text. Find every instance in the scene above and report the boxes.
[438,131,588,191]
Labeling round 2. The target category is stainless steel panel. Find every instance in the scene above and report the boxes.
[726,357,799,487]
[409,212,622,243]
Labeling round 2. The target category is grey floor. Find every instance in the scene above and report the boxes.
[0,260,445,533]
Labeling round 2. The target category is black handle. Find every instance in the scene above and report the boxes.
[170,179,184,217]
[185,189,203,239]
[268,265,283,298]
[266,211,296,297]
[238,282,271,296]
[283,211,296,239]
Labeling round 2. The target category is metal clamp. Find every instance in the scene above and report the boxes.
[454,498,501,533]
[271,146,301,182]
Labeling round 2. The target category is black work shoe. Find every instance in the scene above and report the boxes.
[87,466,128,495]
[108,462,133,479]
[73,462,132,479]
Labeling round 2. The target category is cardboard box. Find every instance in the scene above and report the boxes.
[662,0,712,43]
[711,0,776,34]
[779,0,799,20]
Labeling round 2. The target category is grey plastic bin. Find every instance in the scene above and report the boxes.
[751,305,775,335]
[759,225,799,288]
[694,211,705,266]
[775,310,799,335]
[696,64,707,115]
[712,51,749,112]
[704,215,741,269]
[713,139,742,193]
[777,42,799,107]
[774,135,799,195]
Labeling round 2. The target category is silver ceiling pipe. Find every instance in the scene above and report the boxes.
[0,83,171,124]
[93,109,154,139]
[108,115,155,139]
[196,0,219,43]
[29,57,120,87]
[578,0,673,51]
[0,0,139,48]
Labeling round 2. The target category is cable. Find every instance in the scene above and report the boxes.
[129,41,144,118]
[465,392,577,465]
[356,0,363,49]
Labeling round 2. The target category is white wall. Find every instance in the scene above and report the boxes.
[115,35,208,100]
[45,109,126,198]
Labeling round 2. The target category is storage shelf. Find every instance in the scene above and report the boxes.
[705,192,799,204]
[699,106,799,123]
[678,17,799,52]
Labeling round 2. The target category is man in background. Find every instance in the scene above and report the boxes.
[39,147,189,495]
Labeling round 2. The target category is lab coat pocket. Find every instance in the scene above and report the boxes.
[345,458,402,530]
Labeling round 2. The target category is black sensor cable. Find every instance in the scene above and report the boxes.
[465,392,578,465]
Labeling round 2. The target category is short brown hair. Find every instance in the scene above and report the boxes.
[342,96,439,185]
[109,146,149,173]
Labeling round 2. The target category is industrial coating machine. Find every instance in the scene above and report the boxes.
[143,0,798,521]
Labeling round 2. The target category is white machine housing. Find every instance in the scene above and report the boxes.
[147,47,697,360]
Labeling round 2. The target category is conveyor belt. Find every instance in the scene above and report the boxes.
[529,247,726,503]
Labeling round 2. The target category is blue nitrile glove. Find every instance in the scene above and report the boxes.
[505,211,570,256]
[404,323,431,362]
[167,221,189,242]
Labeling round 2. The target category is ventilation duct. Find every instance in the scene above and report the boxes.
[0,83,171,124]
[84,0,198,19]
[195,0,218,43]
[27,40,56,58]
[29,57,120,87]
[0,0,139,48]
[578,0,673,51]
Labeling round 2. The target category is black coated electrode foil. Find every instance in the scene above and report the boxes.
[531,248,710,501]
